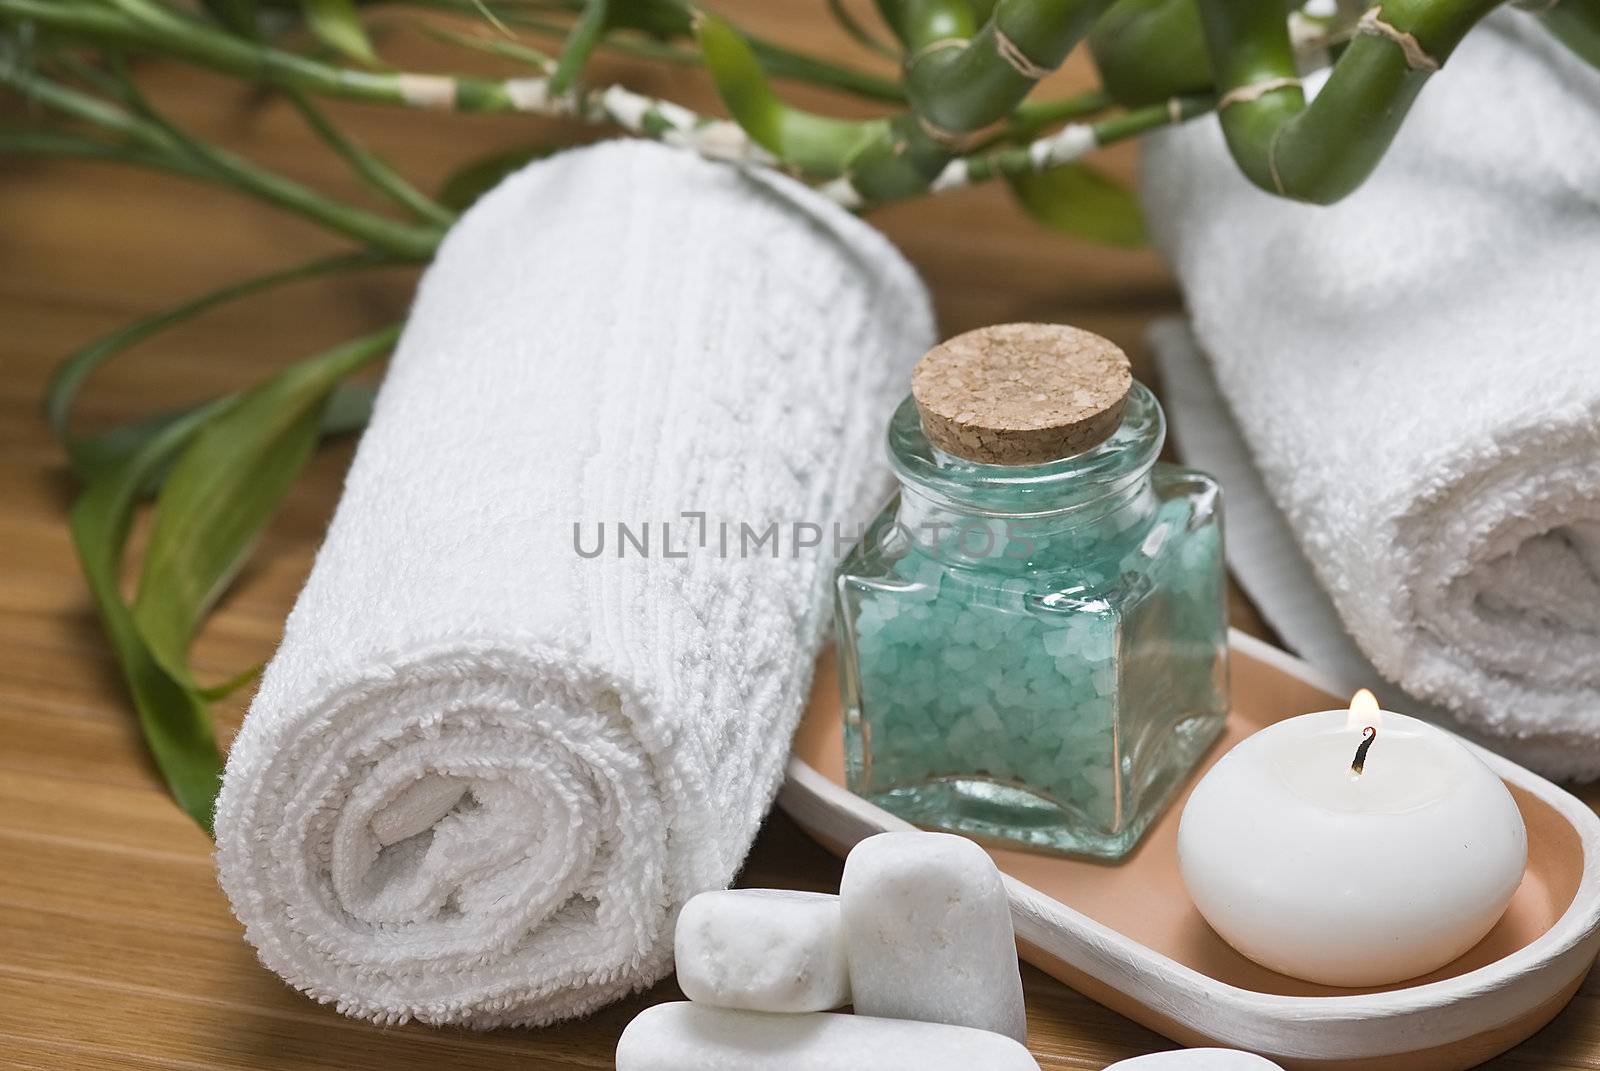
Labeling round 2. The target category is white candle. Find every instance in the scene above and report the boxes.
[1178,691,1527,987]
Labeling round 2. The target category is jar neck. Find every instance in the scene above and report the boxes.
[886,382,1165,559]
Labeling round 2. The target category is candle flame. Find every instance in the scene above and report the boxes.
[1346,688,1382,732]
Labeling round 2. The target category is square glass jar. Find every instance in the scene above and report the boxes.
[834,384,1228,859]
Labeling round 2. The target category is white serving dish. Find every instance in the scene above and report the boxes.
[778,630,1600,1070]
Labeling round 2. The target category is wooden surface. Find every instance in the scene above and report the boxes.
[2,4,1597,1068]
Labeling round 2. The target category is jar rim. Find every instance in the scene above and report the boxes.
[886,380,1165,515]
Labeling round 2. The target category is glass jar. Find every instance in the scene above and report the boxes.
[834,357,1228,859]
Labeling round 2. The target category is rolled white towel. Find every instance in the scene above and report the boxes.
[213,140,934,1026]
[1141,11,1600,774]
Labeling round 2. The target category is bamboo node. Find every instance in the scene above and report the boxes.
[598,85,649,129]
[1267,124,1289,197]
[818,175,864,209]
[915,113,979,150]
[993,29,1052,81]
[1217,77,1301,110]
[905,37,968,70]
[666,119,767,164]
[1029,123,1096,169]
[1357,7,1441,71]
[506,78,579,117]
[397,74,458,110]
[653,99,700,132]
[930,159,970,192]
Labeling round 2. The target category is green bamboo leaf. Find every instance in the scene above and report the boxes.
[70,404,227,833]
[70,408,209,485]
[550,0,609,95]
[70,381,379,488]
[1008,163,1148,247]
[66,363,377,836]
[418,23,555,71]
[131,326,400,689]
[45,251,387,480]
[301,0,377,64]
[693,11,883,177]
[287,90,455,226]
[437,144,556,211]
[320,379,379,436]
[196,661,264,702]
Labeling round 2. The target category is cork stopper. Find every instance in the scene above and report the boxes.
[911,323,1133,465]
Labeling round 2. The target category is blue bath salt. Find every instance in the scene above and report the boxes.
[835,386,1228,859]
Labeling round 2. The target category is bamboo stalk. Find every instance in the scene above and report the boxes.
[1090,0,1212,105]
[1194,0,1500,203]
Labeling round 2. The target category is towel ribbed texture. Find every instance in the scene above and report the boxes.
[1141,11,1600,774]
[214,140,934,1025]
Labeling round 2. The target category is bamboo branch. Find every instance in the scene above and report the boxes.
[889,93,1212,202]
[0,2,792,172]
[0,124,214,181]
[403,0,907,100]
[0,64,445,257]
[0,0,836,158]
[0,0,564,112]
[1005,87,1116,140]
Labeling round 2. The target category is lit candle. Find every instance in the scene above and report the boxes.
[1178,690,1527,987]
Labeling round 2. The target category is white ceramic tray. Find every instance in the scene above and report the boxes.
[778,630,1600,1070]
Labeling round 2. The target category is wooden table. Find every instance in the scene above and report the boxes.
[3,4,1597,1067]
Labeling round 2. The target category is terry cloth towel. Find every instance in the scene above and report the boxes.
[1140,10,1600,776]
[214,139,934,1026]
[1151,320,1463,723]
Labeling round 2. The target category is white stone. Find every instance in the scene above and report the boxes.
[674,889,850,1012]
[614,1002,1040,1070]
[839,831,1027,1042]
[1104,1050,1285,1070]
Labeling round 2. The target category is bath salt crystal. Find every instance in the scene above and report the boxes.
[674,889,850,1012]
[614,1002,1041,1070]
[1104,1050,1285,1070]
[840,831,1027,1042]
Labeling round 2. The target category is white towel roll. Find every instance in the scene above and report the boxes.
[214,140,933,1026]
[1140,12,1600,773]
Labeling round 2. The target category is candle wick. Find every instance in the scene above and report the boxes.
[1351,725,1377,776]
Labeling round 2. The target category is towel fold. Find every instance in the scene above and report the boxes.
[214,140,933,1025]
[1140,10,1600,775]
